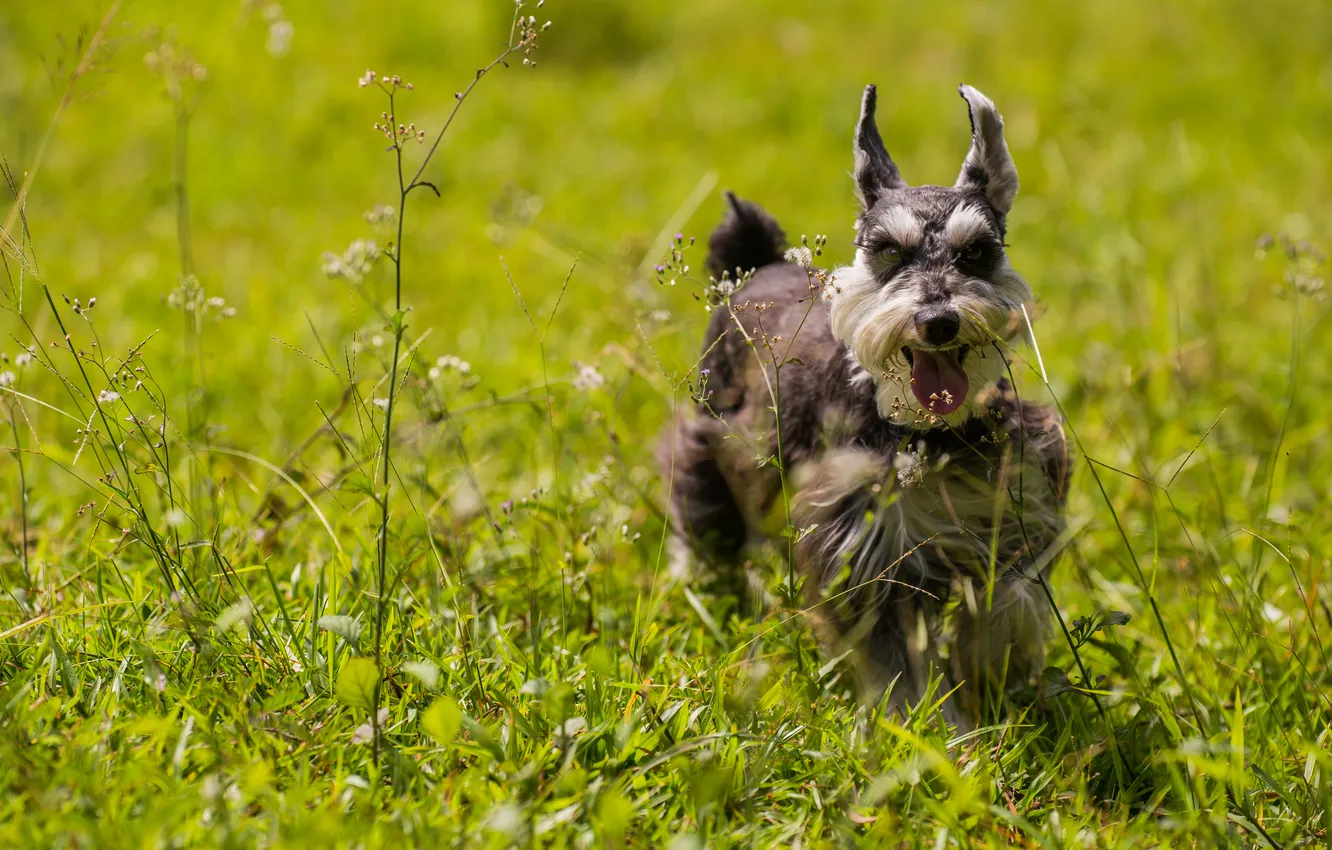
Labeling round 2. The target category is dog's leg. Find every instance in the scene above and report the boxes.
[659,413,747,563]
[858,598,969,730]
[951,571,1050,716]
[658,412,766,615]
[792,448,969,728]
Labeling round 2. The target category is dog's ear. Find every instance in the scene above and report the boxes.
[854,84,906,208]
[954,84,1019,218]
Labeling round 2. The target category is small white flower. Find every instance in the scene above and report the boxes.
[364,205,395,225]
[428,367,441,380]
[359,69,376,87]
[893,442,927,488]
[321,239,381,283]
[15,352,33,368]
[572,362,605,392]
[784,246,814,269]
[320,252,345,278]
[266,20,293,57]
[434,355,471,374]
[371,334,384,348]
[352,708,390,745]
[372,397,389,410]
[98,389,121,404]
[0,371,14,388]
[164,508,188,527]
[706,276,740,303]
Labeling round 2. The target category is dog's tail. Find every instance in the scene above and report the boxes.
[705,191,786,280]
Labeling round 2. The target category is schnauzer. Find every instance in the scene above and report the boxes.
[662,84,1070,724]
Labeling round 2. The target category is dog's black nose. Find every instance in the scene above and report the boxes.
[915,310,960,346]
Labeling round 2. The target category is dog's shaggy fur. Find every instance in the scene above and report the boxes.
[662,84,1071,725]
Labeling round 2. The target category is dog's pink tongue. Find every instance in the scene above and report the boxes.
[910,350,969,415]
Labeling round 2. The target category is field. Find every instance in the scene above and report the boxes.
[2,0,1330,846]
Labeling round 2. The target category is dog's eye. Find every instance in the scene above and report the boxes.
[876,243,907,264]
[960,245,984,263]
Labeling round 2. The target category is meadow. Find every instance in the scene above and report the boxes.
[1,0,1330,846]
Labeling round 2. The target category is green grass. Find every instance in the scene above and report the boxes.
[2,0,1330,846]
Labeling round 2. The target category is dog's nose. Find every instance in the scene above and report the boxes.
[915,310,961,346]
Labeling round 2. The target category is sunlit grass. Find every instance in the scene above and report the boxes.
[1,0,1330,846]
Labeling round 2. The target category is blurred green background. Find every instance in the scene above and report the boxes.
[2,0,1330,499]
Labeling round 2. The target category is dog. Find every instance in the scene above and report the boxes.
[662,84,1071,725]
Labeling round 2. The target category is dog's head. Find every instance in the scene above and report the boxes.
[829,84,1033,428]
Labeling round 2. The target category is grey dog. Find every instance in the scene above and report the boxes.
[662,84,1070,725]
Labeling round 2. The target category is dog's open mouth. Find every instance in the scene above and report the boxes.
[902,345,970,415]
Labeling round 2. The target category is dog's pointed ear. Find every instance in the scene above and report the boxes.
[954,84,1019,218]
[854,84,906,209]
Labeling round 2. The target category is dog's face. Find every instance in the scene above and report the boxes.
[829,85,1033,428]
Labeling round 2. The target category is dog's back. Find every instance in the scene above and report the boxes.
[661,194,871,558]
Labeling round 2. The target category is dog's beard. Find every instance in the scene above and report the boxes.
[828,256,1032,428]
